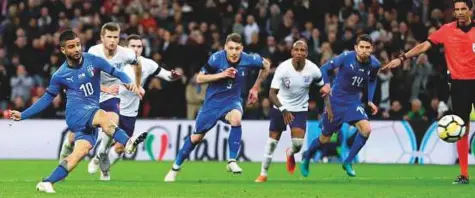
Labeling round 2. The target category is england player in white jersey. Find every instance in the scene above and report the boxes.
[255,40,328,182]
[107,34,181,169]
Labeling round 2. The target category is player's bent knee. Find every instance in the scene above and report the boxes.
[226,110,242,126]
[190,134,204,143]
[269,131,282,140]
[356,120,372,136]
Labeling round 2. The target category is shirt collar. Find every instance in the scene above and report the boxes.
[457,20,475,33]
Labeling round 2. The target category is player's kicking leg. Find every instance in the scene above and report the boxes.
[224,109,244,174]
[37,139,93,193]
[108,115,137,168]
[341,119,371,177]
[300,112,341,177]
[91,110,147,180]
[58,131,75,163]
[88,98,120,180]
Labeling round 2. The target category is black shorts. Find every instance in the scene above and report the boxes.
[450,80,475,122]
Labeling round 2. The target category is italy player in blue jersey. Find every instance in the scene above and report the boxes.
[9,30,148,193]
[300,34,380,177]
[164,33,270,182]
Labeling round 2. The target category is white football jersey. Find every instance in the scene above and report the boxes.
[88,44,137,102]
[270,59,323,112]
[119,56,163,117]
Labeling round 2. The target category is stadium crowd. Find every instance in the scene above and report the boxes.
[0,0,458,121]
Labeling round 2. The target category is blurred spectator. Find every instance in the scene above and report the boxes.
[10,65,34,103]
[404,98,428,121]
[185,73,207,120]
[382,100,404,120]
[410,53,433,100]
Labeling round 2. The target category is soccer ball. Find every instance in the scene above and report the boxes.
[437,114,466,143]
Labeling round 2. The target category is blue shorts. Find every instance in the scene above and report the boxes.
[320,102,368,136]
[269,108,307,132]
[194,103,243,134]
[100,98,120,115]
[66,107,101,146]
[119,115,137,137]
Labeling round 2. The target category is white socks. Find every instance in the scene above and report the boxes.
[96,130,112,158]
[260,138,278,176]
[108,147,123,166]
[289,138,304,155]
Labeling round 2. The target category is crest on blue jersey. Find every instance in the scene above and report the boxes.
[283,77,291,88]
[87,65,94,77]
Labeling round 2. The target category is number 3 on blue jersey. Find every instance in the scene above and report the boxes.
[80,82,94,96]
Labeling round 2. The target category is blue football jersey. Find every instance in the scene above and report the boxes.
[200,50,264,107]
[21,52,132,120]
[321,51,380,105]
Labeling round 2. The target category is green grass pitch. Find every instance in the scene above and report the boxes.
[0,160,473,197]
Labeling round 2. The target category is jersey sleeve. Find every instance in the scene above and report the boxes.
[312,65,324,87]
[368,62,380,102]
[94,56,132,84]
[270,65,284,89]
[428,25,448,45]
[200,53,220,74]
[320,52,346,83]
[21,76,61,119]
[124,48,139,65]
[246,53,264,69]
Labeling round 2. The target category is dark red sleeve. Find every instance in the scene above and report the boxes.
[428,25,448,45]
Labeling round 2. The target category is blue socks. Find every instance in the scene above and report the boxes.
[304,138,323,160]
[43,163,68,183]
[228,126,242,160]
[173,137,196,170]
[345,133,368,163]
[112,128,130,146]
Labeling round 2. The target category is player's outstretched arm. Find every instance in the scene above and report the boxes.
[95,56,132,84]
[367,73,378,115]
[12,77,61,120]
[383,41,432,70]
[251,58,271,90]
[196,67,236,84]
[155,68,182,81]
[247,58,270,104]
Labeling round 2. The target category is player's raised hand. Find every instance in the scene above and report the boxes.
[382,58,402,71]
[282,110,294,125]
[320,84,331,97]
[104,84,120,95]
[368,102,378,115]
[247,87,259,105]
[9,110,21,121]
[221,67,237,79]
